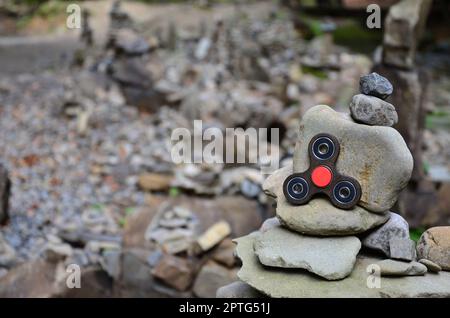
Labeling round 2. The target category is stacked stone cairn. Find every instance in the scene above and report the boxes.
[217,73,450,298]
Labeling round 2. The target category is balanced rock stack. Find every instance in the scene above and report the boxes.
[217,73,450,298]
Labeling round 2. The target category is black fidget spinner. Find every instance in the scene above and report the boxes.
[283,133,362,209]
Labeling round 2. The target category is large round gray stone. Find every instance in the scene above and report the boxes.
[293,105,413,213]
[254,227,361,280]
[263,164,390,236]
[234,233,450,298]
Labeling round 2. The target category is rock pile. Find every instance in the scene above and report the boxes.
[350,72,397,127]
[218,75,450,298]
[115,195,263,298]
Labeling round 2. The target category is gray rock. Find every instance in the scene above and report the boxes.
[362,212,415,261]
[193,261,236,298]
[0,268,7,279]
[65,249,90,267]
[383,0,432,69]
[41,242,73,263]
[159,218,188,229]
[377,259,427,276]
[350,94,398,127]
[216,281,264,298]
[259,217,280,233]
[263,164,390,236]
[389,236,417,261]
[416,226,450,270]
[359,73,393,100]
[195,37,211,60]
[293,105,413,213]
[147,250,163,267]
[234,233,450,298]
[419,258,441,273]
[254,227,361,280]
[114,29,150,56]
[240,179,260,199]
[100,250,121,279]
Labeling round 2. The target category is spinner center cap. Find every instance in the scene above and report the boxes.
[311,166,332,188]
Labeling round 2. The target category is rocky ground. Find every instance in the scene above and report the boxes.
[0,0,449,297]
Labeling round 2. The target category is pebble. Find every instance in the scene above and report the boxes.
[377,259,427,277]
[419,258,442,273]
[159,218,188,229]
[240,179,260,199]
[359,72,393,100]
[254,227,361,280]
[350,94,398,127]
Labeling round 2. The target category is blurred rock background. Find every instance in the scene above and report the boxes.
[0,0,449,297]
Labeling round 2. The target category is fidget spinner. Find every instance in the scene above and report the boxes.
[283,133,361,209]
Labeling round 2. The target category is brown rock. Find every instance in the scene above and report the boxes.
[211,239,237,268]
[193,261,237,298]
[417,227,450,271]
[59,266,113,298]
[138,173,174,192]
[151,254,196,291]
[118,248,191,298]
[196,221,231,252]
[123,196,165,249]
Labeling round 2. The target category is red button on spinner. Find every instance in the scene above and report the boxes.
[311,166,333,188]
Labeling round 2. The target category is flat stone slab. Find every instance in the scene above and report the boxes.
[263,164,390,236]
[235,233,450,298]
[377,259,427,277]
[254,227,361,280]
